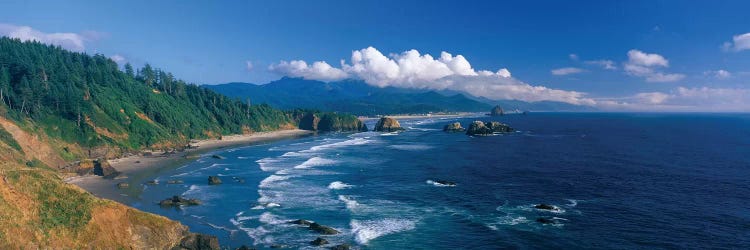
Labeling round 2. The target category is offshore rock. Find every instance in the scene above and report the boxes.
[443,122,465,132]
[373,117,404,132]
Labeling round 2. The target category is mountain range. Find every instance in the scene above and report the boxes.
[206,77,594,115]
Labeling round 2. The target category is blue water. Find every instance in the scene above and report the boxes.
[130,113,750,249]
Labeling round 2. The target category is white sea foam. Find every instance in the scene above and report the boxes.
[281,151,305,157]
[304,138,371,152]
[259,175,294,188]
[426,180,456,187]
[565,199,578,207]
[380,132,399,136]
[259,212,286,225]
[294,156,338,169]
[182,185,201,196]
[389,144,433,151]
[237,156,250,159]
[350,219,417,244]
[328,181,354,190]
[338,195,360,211]
[256,158,282,171]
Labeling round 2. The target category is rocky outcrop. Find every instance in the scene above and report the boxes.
[298,113,321,131]
[116,182,129,189]
[172,233,220,250]
[465,121,514,136]
[290,219,313,226]
[310,222,340,235]
[490,105,504,116]
[310,237,329,246]
[211,154,225,159]
[208,176,222,185]
[159,195,201,207]
[298,112,367,132]
[373,117,404,132]
[443,122,465,132]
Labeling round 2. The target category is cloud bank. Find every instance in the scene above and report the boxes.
[623,49,685,82]
[599,87,750,112]
[0,23,87,52]
[270,46,593,105]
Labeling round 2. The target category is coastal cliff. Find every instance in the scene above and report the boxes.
[296,112,367,132]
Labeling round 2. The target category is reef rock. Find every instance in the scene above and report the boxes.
[211,154,225,160]
[310,237,329,246]
[373,117,404,132]
[443,122,465,132]
[534,204,556,210]
[290,219,313,226]
[208,176,222,185]
[330,244,352,250]
[116,182,129,189]
[159,195,201,207]
[309,222,340,235]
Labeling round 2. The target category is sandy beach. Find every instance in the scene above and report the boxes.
[67,129,313,203]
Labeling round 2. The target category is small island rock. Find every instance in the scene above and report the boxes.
[208,176,222,185]
[490,105,504,116]
[534,204,556,210]
[374,117,404,132]
[160,195,201,207]
[211,154,226,160]
[443,122,465,132]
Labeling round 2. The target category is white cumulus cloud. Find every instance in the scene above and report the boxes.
[551,67,584,76]
[245,61,254,71]
[268,60,348,81]
[269,46,595,105]
[624,49,684,82]
[0,23,87,52]
[721,32,750,52]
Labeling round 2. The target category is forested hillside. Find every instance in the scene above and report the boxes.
[0,37,293,154]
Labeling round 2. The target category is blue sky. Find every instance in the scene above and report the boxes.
[1,0,749,111]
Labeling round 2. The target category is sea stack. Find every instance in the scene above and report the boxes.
[490,105,504,116]
[443,122,465,132]
[466,121,514,136]
[374,117,405,132]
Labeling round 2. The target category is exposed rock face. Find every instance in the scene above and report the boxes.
[172,233,220,250]
[443,122,465,132]
[310,237,329,246]
[298,112,367,132]
[373,117,404,132]
[91,159,120,179]
[298,113,321,131]
[465,121,513,136]
[309,223,340,235]
[159,195,201,207]
[208,176,222,185]
[490,105,504,116]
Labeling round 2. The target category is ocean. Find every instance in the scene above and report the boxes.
[128,113,750,249]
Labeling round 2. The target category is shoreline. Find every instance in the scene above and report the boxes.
[67,129,314,203]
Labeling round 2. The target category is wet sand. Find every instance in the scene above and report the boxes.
[67,129,313,203]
